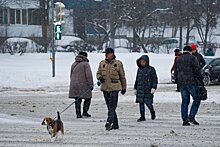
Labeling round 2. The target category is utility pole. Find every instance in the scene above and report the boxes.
[51,0,55,77]
[109,0,115,49]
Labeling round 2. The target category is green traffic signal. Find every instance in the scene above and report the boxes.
[55,32,62,40]
[55,25,62,32]
[55,24,62,40]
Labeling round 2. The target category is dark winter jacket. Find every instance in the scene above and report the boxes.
[134,55,158,103]
[193,51,206,69]
[175,52,204,86]
[69,55,93,99]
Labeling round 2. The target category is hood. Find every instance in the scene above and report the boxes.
[136,55,149,67]
[75,55,89,62]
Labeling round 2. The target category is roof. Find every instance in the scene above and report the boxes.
[3,0,39,9]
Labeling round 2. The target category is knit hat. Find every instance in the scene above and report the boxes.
[78,51,88,57]
[174,48,180,53]
[191,44,197,50]
[183,45,192,52]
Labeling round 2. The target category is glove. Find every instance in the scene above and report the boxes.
[134,89,137,95]
[151,88,156,94]
[90,85,94,91]
[121,89,126,95]
[97,80,101,86]
[98,76,105,83]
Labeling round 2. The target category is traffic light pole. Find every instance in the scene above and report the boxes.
[52,0,55,77]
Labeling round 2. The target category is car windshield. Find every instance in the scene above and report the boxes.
[204,58,214,65]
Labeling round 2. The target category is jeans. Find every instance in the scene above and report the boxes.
[180,85,201,121]
[139,98,154,113]
[103,91,119,126]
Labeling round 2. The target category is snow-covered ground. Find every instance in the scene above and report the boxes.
[0,52,220,146]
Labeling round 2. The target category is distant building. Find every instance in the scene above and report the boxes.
[0,0,43,38]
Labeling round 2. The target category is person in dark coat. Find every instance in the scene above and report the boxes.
[69,52,94,118]
[171,48,182,92]
[205,48,215,56]
[191,44,206,69]
[134,55,158,122]
[175,45,204,126]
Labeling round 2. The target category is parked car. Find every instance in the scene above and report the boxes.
[201,57,220,86]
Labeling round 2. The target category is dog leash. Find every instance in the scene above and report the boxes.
[54,83,97,119]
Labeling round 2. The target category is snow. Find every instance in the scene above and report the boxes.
[0,52,172,88]
[0,52,219,103]
[0,52,220,146]
[4,0,39,9]
[55,36,83,46]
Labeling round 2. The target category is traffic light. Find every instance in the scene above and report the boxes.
[55,24,62,40]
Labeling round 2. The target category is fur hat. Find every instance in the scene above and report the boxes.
[78,51,88,57]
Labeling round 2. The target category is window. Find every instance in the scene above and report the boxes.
[10,9,15,24]
[212,59,220,66]
[16,9,21,24]
[22,9,27,24]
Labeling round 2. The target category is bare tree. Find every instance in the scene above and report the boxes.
[192,0,220,54]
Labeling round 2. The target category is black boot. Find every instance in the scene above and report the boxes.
[83,112,91,117]
[188,116,199,125]
[137,111,146,122]
[182,120,190,126]
[150,110,156,120]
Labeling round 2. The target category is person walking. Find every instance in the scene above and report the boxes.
[171,48,182,92]
[191,44,206,69]
[69,52,94,118]
[134,55,158,122]
[96,48,127,131]
[175,45,204,126]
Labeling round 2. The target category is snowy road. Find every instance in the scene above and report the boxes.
[0,84,220,147]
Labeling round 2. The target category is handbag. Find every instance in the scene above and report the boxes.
[198,86,208,101]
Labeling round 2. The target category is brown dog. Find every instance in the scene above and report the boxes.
[42,111,64,142]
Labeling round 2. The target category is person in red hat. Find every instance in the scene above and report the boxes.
[191,44,206,69]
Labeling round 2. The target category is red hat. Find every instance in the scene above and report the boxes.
[191,44,197,50]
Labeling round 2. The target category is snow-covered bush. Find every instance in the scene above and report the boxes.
[0,38,44,54]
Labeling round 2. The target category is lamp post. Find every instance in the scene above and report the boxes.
[109,0,115,49]
[51,0,55,77]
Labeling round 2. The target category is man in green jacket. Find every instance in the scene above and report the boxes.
[96,48,127,131]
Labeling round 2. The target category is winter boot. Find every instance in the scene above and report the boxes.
[150,110,156,120]
[137,112,146,122]
[105,122,112,131]
[188,116,199,125]
[83,112,91,117]
[182,121,190,126]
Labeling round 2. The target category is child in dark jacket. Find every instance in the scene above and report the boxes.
[134,55,158,122]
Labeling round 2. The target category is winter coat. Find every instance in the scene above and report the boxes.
[193,51,206,69]
[134,55,158,103]
[171,52,182,75]
[69,55,93,99]
[175,52,204,86]
[96,58,127,92]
